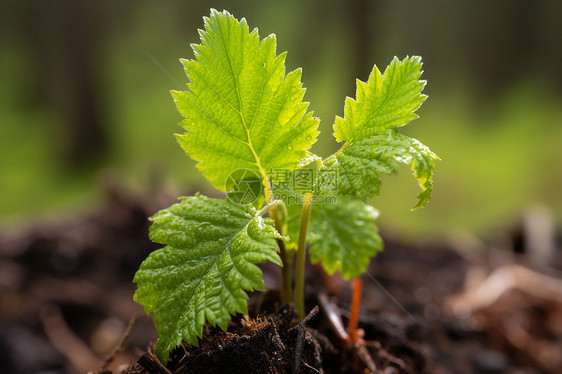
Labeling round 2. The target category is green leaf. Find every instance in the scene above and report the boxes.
[323,56,437,209]
[308,197,383,279]
[172,9,319,192]
[133,195,281,363]
[225,167,264,209]
[333,56,427,143]
[323,130,438,209]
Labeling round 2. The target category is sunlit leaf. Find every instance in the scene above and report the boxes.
[172,9,319,192]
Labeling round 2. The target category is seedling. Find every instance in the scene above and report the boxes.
[133,9,438,363]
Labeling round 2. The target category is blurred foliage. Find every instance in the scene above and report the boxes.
[1,0,561,238]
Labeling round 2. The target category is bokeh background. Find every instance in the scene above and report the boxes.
[1,0,562,238]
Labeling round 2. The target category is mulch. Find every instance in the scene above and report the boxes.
[1,183,560,373]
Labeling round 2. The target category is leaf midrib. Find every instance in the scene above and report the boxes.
[217,21,272,197]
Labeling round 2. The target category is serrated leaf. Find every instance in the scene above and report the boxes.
[308,197,383,279]
[133,195,281,363]
[172,9,319,192]
[333,56,426,143]
[325,56,437,208]
[323,130,438,209]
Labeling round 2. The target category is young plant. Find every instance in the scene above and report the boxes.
[133,9,438,363]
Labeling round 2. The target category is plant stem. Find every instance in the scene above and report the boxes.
[261,181,293,304]
[347,278,362,344]
[295,192,312,320]
[272,210,292,304]
[273,201,292,304]
[280,247,293,304]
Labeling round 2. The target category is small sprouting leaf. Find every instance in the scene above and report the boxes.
[133,195,281,363]
[307,197,383,279]
[172,9,319,192]
[323,130,439,209]
[324,56,438,209]
[333,56,427,143]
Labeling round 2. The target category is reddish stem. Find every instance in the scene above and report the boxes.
[347,278,362,345]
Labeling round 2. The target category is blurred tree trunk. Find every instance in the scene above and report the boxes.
[346,0,377,83]
[25,0,110,169]
[468,0,543,98]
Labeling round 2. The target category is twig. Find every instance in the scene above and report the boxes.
[447,264,562,316]
[366,341,406,370]
[40,304,101,373]
[100,313,139,370]
[357,345,378,374]
[291,305,319,374]
[318,293,379,373]
[137,352,172,374]
[318,292,349,341]
[302,361,322,373]
[502,315,562,372]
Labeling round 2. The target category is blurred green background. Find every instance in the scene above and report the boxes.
[1,0,561,238]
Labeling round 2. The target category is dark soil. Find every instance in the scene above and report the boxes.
[1,183,561,373]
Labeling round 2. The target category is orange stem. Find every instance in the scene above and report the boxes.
[347,278,362,344]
